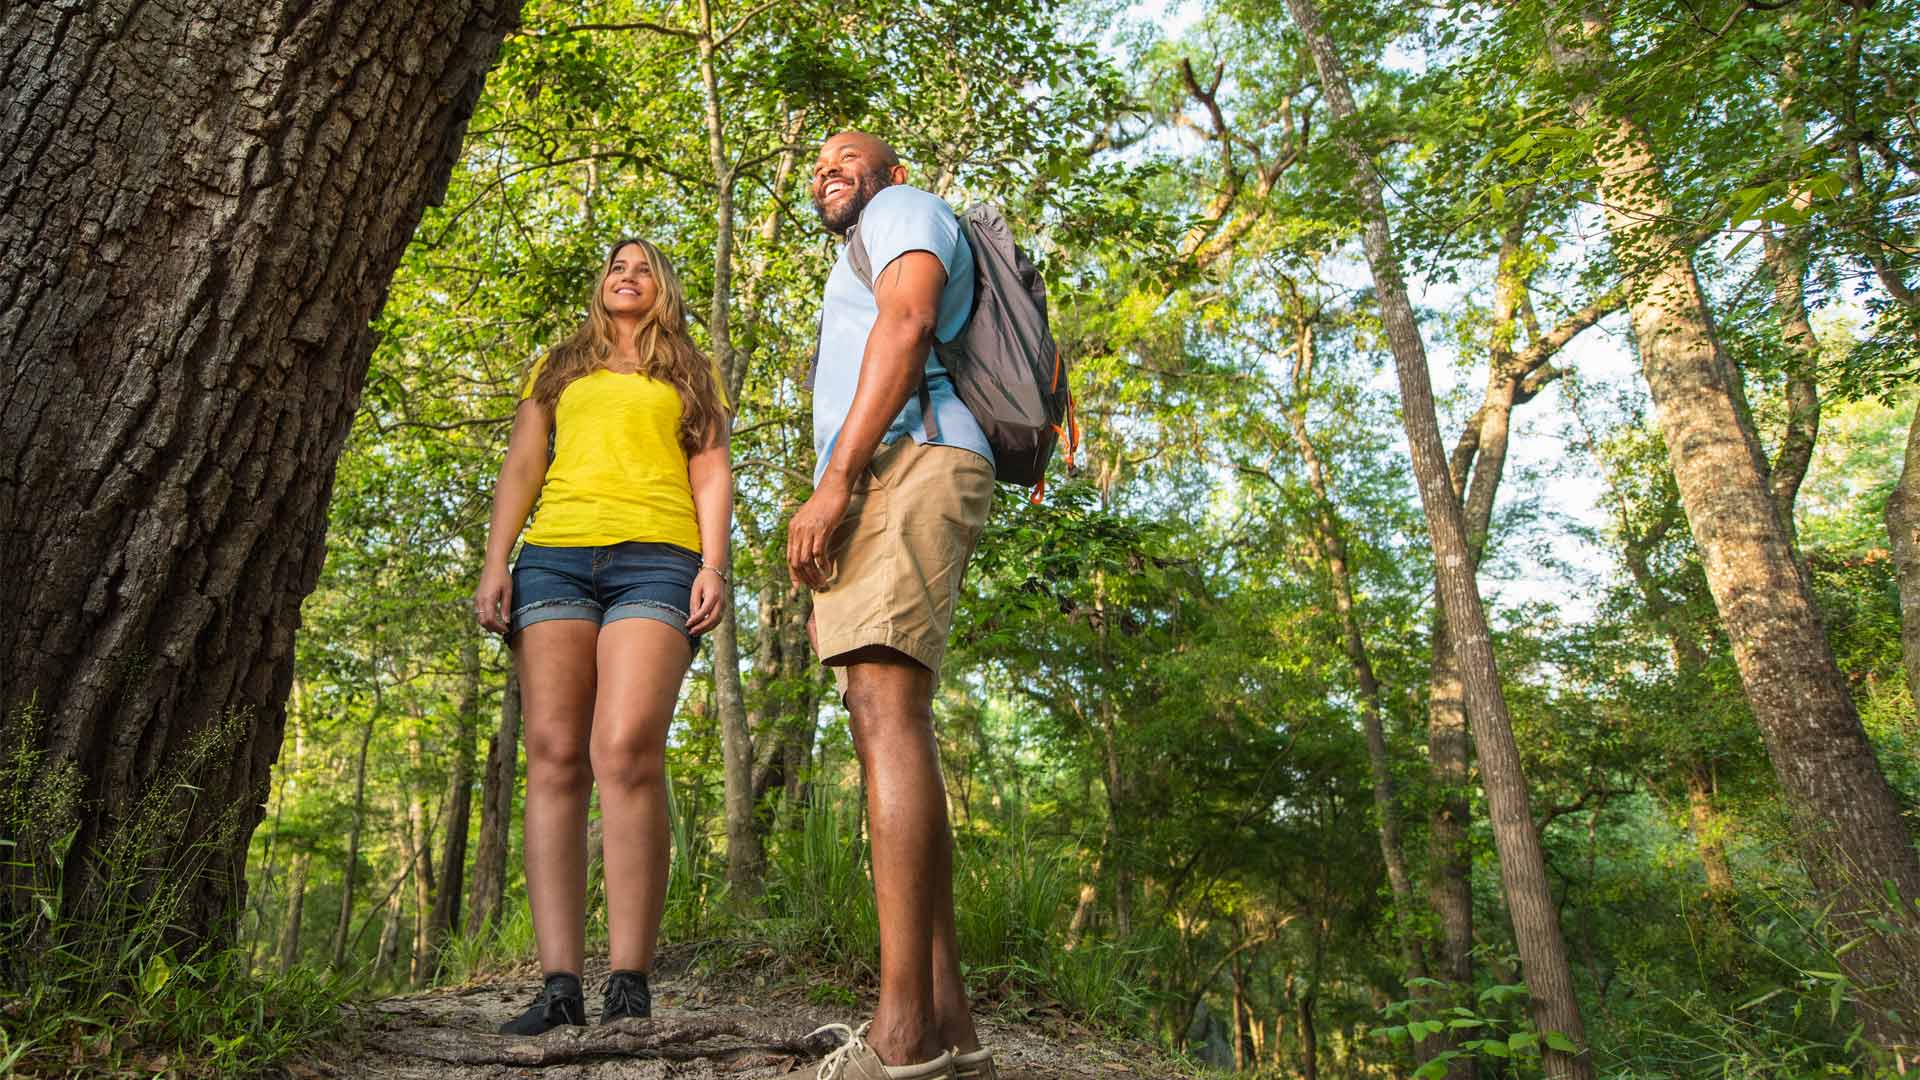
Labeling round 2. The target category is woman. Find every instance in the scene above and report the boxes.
[474,238,732,1034]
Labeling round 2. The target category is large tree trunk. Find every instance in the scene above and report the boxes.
[1551,15,1920,1044]
[467,666,520,938]
[0,0,522,945]
[1285,3,1594,1074]
[428,639,480,971]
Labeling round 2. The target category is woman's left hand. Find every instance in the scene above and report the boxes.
[687,566,728,635]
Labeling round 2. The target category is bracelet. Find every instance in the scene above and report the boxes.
[700,562,731,584]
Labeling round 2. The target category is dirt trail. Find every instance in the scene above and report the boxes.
[293,947,1192,1080]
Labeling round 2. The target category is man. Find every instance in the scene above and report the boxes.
[784,130,997,1080]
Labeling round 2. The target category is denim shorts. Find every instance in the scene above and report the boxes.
[510,541,701,645]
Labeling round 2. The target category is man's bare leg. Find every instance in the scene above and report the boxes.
[840,645,978,1065]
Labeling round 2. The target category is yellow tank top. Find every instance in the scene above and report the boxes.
[520,356,728,550]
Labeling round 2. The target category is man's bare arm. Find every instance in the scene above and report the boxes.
[787,249,948,587]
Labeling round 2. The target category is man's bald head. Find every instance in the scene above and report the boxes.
[811,130,908,236]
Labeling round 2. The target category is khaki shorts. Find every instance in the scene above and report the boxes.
[812,437,994,687]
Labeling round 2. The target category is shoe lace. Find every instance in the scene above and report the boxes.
[806,1023,861,1080]
[604,977,649,1017]
[531,981,578,1020]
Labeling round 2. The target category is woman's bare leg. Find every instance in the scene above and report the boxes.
[517,619,599,975]
[590,618,691,972]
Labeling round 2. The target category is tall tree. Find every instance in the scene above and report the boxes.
[1545,7,1920,1041]
[467,668,520,938]
[0,0,523,942]
[1282,1,1595,1074]
[426,638,481,972]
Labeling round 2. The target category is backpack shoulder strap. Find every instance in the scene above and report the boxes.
[844,222,875,290]
[841,213,941,441]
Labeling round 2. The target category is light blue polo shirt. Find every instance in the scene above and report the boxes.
[812,184,993,483]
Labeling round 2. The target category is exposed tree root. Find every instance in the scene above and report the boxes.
[364,1015,844,1068]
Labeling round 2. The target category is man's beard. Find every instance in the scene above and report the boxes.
[814,168,889,235]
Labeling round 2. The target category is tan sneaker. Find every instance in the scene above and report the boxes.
[953,1047,998,1080]
[794,1024,955,1080]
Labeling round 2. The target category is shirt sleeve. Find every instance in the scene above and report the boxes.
[859,186,962,281]
[520,352,548,401]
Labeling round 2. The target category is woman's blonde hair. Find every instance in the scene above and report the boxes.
[529,237,728,452]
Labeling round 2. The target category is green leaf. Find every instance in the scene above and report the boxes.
[140,954,172,1000]
[1542,1031,1580,1054]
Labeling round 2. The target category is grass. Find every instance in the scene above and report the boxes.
[759,792,1157,1032]
[1,707,350,1077]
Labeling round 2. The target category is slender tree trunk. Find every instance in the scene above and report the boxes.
[1892,414,1920,716]
[1285,4,1594,1073]
[428,639,480,970]
[467,667,519,937]
[1065,820,1110,950]
[1686,762,1735,897]
[1762,230,1821,548]
[1297,992,1318,1080]
[1425,615,1476,983]
[0,0,522,945]
[375,885,404,983]
[330,715,376,969]
[408,732,437,988]
[1278,310,1425,982]
[1551,16,1920,1042]
[277,851,310,974]
[1865,263,1920,721]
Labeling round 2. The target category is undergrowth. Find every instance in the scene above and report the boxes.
[0,706,349,1078]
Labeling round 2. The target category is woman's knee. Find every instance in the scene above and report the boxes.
[525,727,592,792]
[592,732,667,792]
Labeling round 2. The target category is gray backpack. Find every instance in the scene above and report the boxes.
[844,203,1078,494]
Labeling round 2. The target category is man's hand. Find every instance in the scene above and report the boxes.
[787,476,853,589]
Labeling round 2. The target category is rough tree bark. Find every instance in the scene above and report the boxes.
[467,666,520,937]
[0,0,523,943]
[1551,14,1920,1044]
[1283,2,1595,1074]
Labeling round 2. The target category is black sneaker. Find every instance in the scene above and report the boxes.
[601,969,652,1023]
[499,972,586,1035]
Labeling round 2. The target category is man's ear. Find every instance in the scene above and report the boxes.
[888,163,910,186]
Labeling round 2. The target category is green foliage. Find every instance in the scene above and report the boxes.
[216,0,1920,1071]
[1,708,347,1076]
